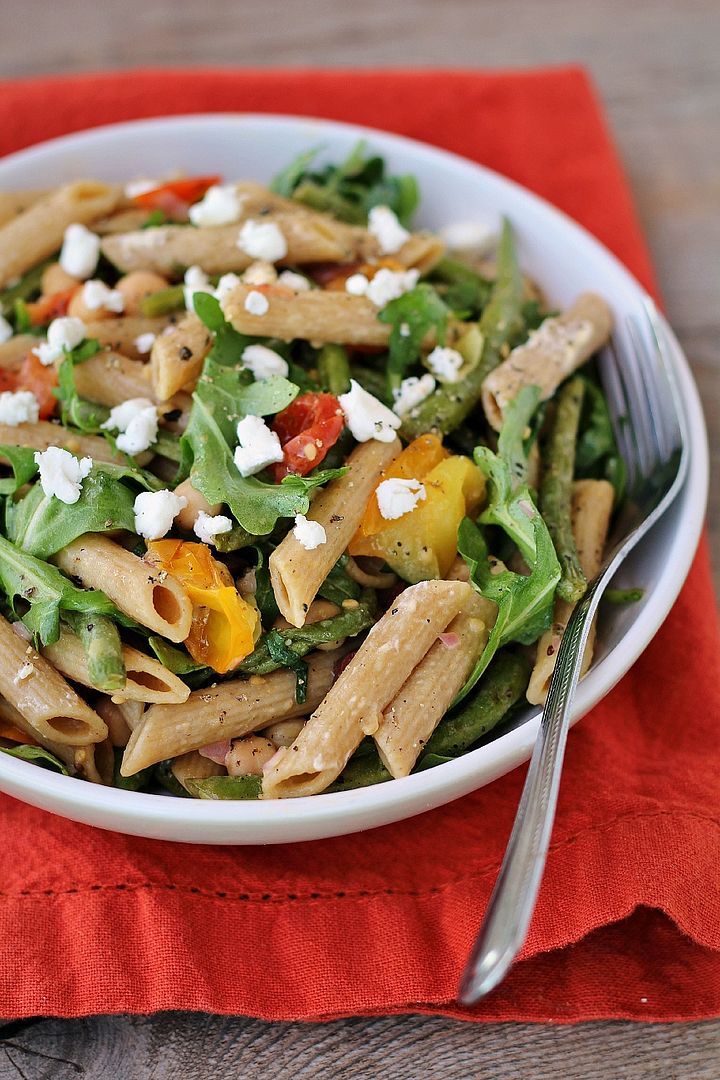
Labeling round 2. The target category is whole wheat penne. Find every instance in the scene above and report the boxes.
[53,535,193,643]
[0,615,108,745]
[65,349,154,407]
[101,210,359,276]
[373,592,489,777]
[481,293,613,431]
[0,180,121,288]
[83,316,168,360]
[263,579,474,798]
[0,334,40,370]
[0,189,51,228]
[527,479,615,705]
[149,312,212,401]
[95,696,145,747]
[92,208,153,235]
[42,627,190,705]
[223,285,394,346]
[121,650,336,775]
[0,421,120,464]
[171,750,225,792]
[270,438,402,627]
[0,696,112,783]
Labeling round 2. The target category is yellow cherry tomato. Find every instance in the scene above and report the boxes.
[147,540,260,673]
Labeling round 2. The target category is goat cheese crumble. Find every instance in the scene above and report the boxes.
[244,290,270,316]
[188,184,244,227]
[241,344,289,380]
[214,272,242,305]
[376,477,427,520]
[32,316,87,366]
[233,414,284,477]
[183,265,212,311]
[368,205,410,254]
[193,510,233,545]
[34,446,92,505]
[101,397,158,455]
[134,332,156,354]
[237,220,288,262]
[392,374,436,417]
[0,390,40,426]
[426,345,464,383]
[59,223,100,280]
[345,268,420,307]
[277,270,310,292]
[133,489,187,541]
[293,515,327,550]
[338,380,401,443]
[81,279,125,313]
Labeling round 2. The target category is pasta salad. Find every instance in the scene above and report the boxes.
[0,145,626,799]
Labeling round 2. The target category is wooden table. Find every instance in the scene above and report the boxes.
[1,1,718,1076]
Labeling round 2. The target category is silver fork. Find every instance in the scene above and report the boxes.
[459,298,690,1004]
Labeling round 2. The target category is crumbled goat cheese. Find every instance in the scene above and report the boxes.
[376,477,427,520]
[124,178,158,199]
[277,270,310,292]
[338,380,401,443]
[242,261,277,286]
[59,223,100,280]
[392,374,436,417]
[233,415,284,477]
[188,184,244,227]
[134,332,157,354]
[241,344,289,380]
[101,397,158,455]
[81,279,125,313]
[193,510,233,545]
[133,489,187,541]
[237,219,288,262]
[0,314,13,344]
[368,205,410,254]
[345,273,369,296]
[183,265,212,311]
[439,219,498,254]
[32,316,87,366]
[426,345,464,383]
[244,290,269,316]
[366,268,419,307]
[0,390,40,426]
[293,514,327,550]
[214,272,242,304]
[13,660,35,684]
[34,446,92,505]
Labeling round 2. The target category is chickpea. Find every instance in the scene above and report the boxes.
[173,478,221,531]
[116,270,169,315]
[67,287,120,322]
[225,735,277,777]
[261,718,305,748]
[41,261,79,296]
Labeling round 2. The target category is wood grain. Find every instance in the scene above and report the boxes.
[0,1,718,1075]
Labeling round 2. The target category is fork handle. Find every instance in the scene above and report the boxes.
[458,576,605,1004]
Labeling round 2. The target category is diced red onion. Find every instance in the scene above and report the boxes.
[198,739,231,764]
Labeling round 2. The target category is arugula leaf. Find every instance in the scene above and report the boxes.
[575,375,627,504]
[378,284,449,392]
[0,533,129,646]
[264,630,309,703]
[430,257,493,319]
[112,748,153,791]
[0,743,70,775]
[7,471,137,558]
[55,338,107,432]
[0,446,38,494]
[317,555,362,606]
[147,636,210,680]
[271,141,419,226]
[251,549,280,627]
[496,384,542,493]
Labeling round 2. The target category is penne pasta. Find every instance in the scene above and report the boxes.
[0,334,40,371]
[0,190,51,228]
[373,591,490,777]
[0,180,121,288]
[0,696,112,783]
[95,697,145,747]
[121,650,336,775]
[53,535,193,643]
[262,579,475,798]
[270,437,402,627]
[481,293,613,430]
[0,421,120,464]
[527,479,615,704]
[83,316,168,361]
[66,349,154,407]
[223,285,395,346]
[0,614,108,745]
[149,312,212,401]
[42,627,190,705]
[171,750,225,792]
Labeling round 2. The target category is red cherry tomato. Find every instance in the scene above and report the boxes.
[133,175,221,218]
[25,287,78,326]
[272,392,344,481]
[16,353,59,419]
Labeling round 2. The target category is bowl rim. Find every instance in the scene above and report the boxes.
[0,112,709,843]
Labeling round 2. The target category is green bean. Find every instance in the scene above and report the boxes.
[64,612,126,692]
[0,257,53,318]
[329,650,531,791]
[184,775,263,800]
[540,375,587,603]
[352,364,393,405]
[140,284,185,317]
[401,218,524,439]
[238,603,374,676]
[317,343,351,395]
[211,524,256,552]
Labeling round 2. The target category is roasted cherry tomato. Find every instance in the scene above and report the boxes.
[0,353,59,419]
[271,392,344,481]
[133,175,221,219]
[25,287,78,326]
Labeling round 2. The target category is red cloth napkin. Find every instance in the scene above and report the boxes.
[0,68,719,1023]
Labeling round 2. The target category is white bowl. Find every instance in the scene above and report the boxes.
[0,115,708,844]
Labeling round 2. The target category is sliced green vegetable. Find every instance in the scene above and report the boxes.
[184,775,263,800]
[264,630,309,704]
[496,384,542,493]
[239,602,373,676]
[540,375,587,603]
[63,611,126,692]
[113,748,153,791]
[317,344,351,395]
[139,284,184,316]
